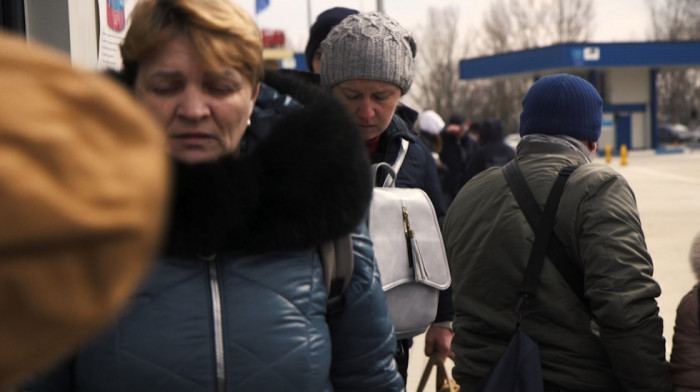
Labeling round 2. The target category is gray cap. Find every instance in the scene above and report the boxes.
[320,11,416,94]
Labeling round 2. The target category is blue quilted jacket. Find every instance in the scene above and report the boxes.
[21,73,403,392]
[23,226,401,392]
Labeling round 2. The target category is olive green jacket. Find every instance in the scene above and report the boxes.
[444,135,672,391]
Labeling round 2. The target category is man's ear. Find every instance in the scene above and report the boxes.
[587,141,597,154]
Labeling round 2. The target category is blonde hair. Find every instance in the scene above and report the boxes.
[120,0,263,88]
[690,229,700,280]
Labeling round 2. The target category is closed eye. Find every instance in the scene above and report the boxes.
[150,82,184,96]
[372,93,392,101]
[205,82,236,96]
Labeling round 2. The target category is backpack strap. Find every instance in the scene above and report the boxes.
[518,165,576,298]
[382,138,410,187]
[320,234,354,315]
[502,160,588,309]
[372,162,397,188]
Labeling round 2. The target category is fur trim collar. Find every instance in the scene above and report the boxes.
[164,72,371,256]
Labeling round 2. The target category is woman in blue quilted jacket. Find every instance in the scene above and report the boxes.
[20,0,402,391]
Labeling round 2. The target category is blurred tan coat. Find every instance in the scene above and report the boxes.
[0,32,169,388]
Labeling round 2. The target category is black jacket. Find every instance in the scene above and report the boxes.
[440,131,479,207]
[463,119,515,184]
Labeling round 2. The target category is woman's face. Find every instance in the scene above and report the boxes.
[331,79,402,140]
[134,36,259,163]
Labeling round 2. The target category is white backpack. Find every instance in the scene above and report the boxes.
[369,139,451,339]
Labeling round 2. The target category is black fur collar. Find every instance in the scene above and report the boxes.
[163,71,371,257]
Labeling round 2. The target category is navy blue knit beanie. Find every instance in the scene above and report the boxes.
[519,74,602,142]
[305,7,359,71]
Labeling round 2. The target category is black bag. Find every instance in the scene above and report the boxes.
[475,330,543,392]
[474,162,578,392]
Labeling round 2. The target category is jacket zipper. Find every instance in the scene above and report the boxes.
[205,256,226,392]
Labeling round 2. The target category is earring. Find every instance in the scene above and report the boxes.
[247,118,251,127]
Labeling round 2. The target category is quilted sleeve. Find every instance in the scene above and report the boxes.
[327,223,404,392]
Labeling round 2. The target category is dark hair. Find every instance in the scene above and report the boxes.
[448,114,466,126]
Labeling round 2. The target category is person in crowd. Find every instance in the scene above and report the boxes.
[416,109,445,154]
[305,7,359,73]
[467,120,481,144]
[439,114,479,207]
[320,11,454,383]
[416,110,448,179]
[0,31,168,390]
[302,6,420,128]
[462,117,515,183]
[670,229,700,391]
[444,74,672,391]
[20,0,404,391]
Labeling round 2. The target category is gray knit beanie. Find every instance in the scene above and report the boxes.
[320,11,416,94]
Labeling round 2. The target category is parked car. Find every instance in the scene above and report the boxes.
[690,126,700,144]
[658,123,693,144]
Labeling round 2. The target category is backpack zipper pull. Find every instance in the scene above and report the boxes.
[403,206,430,281]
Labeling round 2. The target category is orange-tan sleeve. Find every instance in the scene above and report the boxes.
[0,32,170,388]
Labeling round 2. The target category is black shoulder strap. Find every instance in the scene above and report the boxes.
[503,160,588,308]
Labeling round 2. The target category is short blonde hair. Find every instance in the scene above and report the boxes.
[120,0,263,88]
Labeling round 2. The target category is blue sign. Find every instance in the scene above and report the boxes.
[108,0,124,11]
[256,0,270,14]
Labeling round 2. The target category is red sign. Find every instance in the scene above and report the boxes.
[262,29,285,48]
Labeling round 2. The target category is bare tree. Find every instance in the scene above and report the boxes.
[481,0,593,54]
[409,7,477,122]
[481,0,513,54]
[647,0,700,127]
[473,0,594,132]
[648,0,700,40]
[550,0,594,43]
[409,0,595,132]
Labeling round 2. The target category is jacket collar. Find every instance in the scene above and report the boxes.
[518,134,595,164]
[371,115,416,164]
[383,115,417,143]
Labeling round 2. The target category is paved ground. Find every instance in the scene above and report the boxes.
[406,148,700,391]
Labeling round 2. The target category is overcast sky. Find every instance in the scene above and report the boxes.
[234,0,652,54]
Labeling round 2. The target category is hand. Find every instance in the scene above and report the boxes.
[424,324,454,360]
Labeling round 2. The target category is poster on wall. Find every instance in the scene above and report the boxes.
[97,0,138,71]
